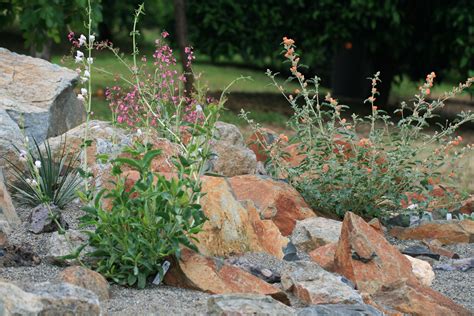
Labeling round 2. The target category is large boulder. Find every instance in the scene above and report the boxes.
[228,175,316,236]
[281,261,363,305]
[163,248,288,304]
[333,212,470,315]
[197,176,288,258]
[389,220,474,244]
[291,217,342,252]
[209,122,257,177]
[0,48,85,144]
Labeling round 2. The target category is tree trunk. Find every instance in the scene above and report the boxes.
[30,38,53,61]
[173,0,194,97]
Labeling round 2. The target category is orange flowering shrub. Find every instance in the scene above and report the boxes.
[241,37,474,219]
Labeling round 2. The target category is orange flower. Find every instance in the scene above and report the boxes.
[283,37,295,46]
[344,42,353,50]
[294,89,301,94]
[346,125,352,130]
[372,106,378,111]
[425,88,431,95]
[366,168,372,173]
[290,66,297,73]
[279,134,289,142]
[340,118,347,124]
[357,138,372,147]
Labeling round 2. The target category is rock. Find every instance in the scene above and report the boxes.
[297,304,383,316]
[389,220,474,244]
[404,255,435,286]
[0,48,85,143]
[333,212,471,315]
[0,281,43,315]
[0,227,7,248]
[225,256,281,283]
[282,241,300,262]
[459,196,473,214]
[207,294,295,316]
[247,128,279,162]
[422,239,460,259]
[28,204,68,234]
[27,281,102,315]
[368,218,384,235]
[48,229,88,263]
[291,217,341,252]
[163,248,288,304]
[308,242,337,271]
[401,245,440,260]
[59,266,110,301]
[228,175,316,236]
[0,243,41,267]
[0,281,101,315]
[0,109,24,176]
[281,261,363,305]
[0,166,21,229]
[197,176,288,258]
[434,257,474,271]
[209,122,257,177]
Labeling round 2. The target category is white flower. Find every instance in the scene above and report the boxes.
[19,150,27,162]
[81,88,88,95]
[89,35,95,43]
[81,77,89,83]
[75,56,83,64]
[136,129,142,136]
[34,160,41,169]
[77,94,85,101]
[87,57,93,64]
[78,34,87,46]
[195,104,203,112]
[407,204,418,210]
[30,179,38,186]
[76,50,84,58]
[84,70,90,78]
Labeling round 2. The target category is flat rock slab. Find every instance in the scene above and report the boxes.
[390,220,474,244]
[207,294,295,316]
[297,304,383,316]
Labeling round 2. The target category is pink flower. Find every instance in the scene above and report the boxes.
[161,31,169,38]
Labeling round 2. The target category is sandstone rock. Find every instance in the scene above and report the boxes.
[333,212,471,315]
[389,220,474,244]
[197,176,287,258]
[209,122,257,177]
[27,281,102,315]
[207,294,295,316]
[422,239,460,259]
[404,255,435,286]
[291,217,341,252]
[0,281,101,315]
[459,196,473,214]
[297,304,383,316]
[247,128,279,162]
[28,204,68,234]
[0,48,85,143]
[163,248,288,304]
[0,228,7,248]
[308,242,337,271]
[59,266,110,301]
[368,218,384,235]
[228,175,315,236]
[281,261,363,306]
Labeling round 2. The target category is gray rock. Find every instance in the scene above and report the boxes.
[48,229,88,263]
[210,122,257,177]
[207,294,296,316]
[0,243,41,267]
[291,217,342,252]
[0,48,85,143]
[0,281,102,316]
[297,304,383,316]
[281,261,363,305]
[29,204,68,234]
[26,281,102,315]
[0,281,43,315]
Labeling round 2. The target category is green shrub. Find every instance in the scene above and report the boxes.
[242,38,474,220]
[80,143,207,288]
[6,138,83,209]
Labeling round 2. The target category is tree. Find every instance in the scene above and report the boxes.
[186,0,474,105]
[173,0,193,96]
[2,0,102,60]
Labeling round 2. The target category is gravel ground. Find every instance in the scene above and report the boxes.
[388,236,474,311]
[2,201,473,314]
